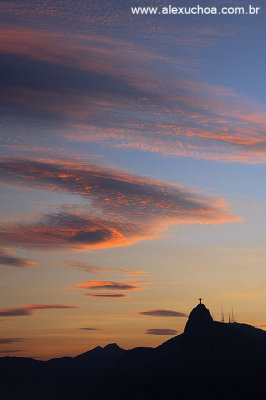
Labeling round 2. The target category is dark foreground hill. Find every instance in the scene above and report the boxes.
[1,302,266,400]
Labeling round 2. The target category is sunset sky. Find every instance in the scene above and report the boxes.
[0,0,265,360]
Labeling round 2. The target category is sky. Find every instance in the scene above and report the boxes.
[0,0,265,360]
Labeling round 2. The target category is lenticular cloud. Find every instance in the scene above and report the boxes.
[0,158,241,251]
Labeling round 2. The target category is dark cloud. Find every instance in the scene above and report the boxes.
[72,229,112,244]
[0,338,27,344]
[84,293,129,298]
[0,52,156,131]
[0,52,150,100]
[0,158,239,251]
[79,327,99,331]
[77,281,141,291]
[146,328,178,335]
[0,247,36,268]
[0,304,79,317]
[135,309,187,317]
[0,308,32,317]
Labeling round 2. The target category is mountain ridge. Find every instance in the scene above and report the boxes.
[1,302,266,399]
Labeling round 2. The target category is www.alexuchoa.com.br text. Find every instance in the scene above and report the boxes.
[131,4,261,16]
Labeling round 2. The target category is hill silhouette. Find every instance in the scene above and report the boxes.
[1,301,266,399]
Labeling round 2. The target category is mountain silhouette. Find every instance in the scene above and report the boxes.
[184,301,213,334]
[1,301,266,399]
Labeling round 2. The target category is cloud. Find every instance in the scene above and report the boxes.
[0,23,265,164]
[0,247,36,268]
[0,159,240,223]
[0,304,79,317]
[77,281,141,291]
[0,158,240,251]
[84,293,129,298]
[0,52,151,112]
[0,349,24,354]
[134,309,187,317]
[65,262,148,277]
[0,338,27,344]
[79,327,99,331]
[0,211,138,250]
[119,269,150,277]
[0,1,235,43]
[0,308,32,317]
[0,0,265,169]
[0,23,201,81]
[146,328,178,335]
[0,2,229,36]
[64,261,110,274]
[0,25,265,164]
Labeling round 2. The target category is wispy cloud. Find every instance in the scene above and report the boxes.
[1,24,265,165]
[0,247,36,268]
[64,261,149,277]
[0,349,24,354]
[0,158,240,251]
[0,22,265,164]
[119,269,150,277]
[84,293,129,298]
[64,261,110,275]
[0,337,27,344]
[0,304,79,317]
[134,309,187,317]
[146,328,178,335]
